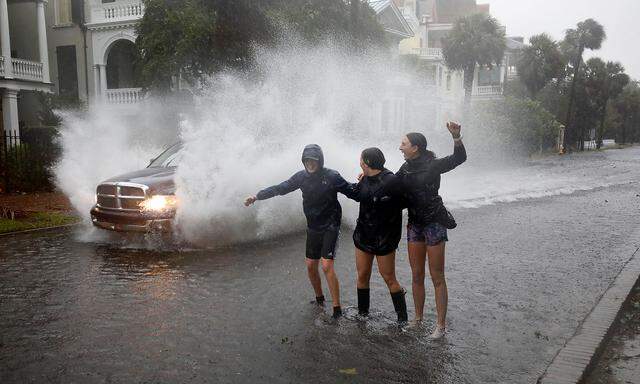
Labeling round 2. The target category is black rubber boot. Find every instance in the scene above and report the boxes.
[315,295,325,305]
[332,306,342,319]
[357,288,370,316]
[390,289,408,323]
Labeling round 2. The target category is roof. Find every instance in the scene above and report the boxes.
[367,0,414,38]
[506,36,525,50]
[433,0,478,23]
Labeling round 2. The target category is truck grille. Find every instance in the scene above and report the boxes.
[96,183,148,211]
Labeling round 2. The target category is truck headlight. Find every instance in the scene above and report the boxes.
[140,195,178,212]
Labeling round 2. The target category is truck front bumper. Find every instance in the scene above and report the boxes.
[90,206,174,232]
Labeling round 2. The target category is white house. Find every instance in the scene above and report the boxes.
[1,0,52,137]
[46,0,142,106]
[369,0,523,132]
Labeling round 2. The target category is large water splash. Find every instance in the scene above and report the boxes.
[53,39,636,247]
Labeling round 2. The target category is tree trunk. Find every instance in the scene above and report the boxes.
[563,47,584,152]
[463,64,475,105]
[350,0,359,36]
[596,99,608,150]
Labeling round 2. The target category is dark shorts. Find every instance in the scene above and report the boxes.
[306,226,340,260]
[407,222,448,246]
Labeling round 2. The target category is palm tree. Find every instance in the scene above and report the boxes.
[584,58,629,149]
[516,34,564,99]
[442,13,506,104]
[561,18,606,151]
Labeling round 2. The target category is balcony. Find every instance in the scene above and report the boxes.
[105,88,143,104]
[410,47,443,60]
[89,1,145,24]
[0,57,44,82]
[473,85,503,98]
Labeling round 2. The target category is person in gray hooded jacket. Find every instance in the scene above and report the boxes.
[244,144,354,319]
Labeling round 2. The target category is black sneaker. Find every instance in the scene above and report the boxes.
[332,306,342,319]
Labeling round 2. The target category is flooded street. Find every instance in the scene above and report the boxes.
[2,148,640,383]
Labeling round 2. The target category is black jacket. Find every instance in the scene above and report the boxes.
[396,143,467,227]
[346,169,404,255]
[256,144,352,231]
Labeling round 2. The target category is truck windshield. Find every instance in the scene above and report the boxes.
[148,143,182,168]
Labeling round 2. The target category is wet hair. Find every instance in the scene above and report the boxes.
[405,132,436,159]
[361,147,386,170]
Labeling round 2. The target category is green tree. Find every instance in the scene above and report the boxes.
[583,58,629,148]
[442,13,506,104]
[268,0,385,48]
[469,97,562,156]
[516,34,564,99]
[135,0,385,93]
[560,18,606,151]
[136,0,276,92]
[611,81,640,144]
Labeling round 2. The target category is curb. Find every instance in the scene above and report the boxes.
[0,221,82,237]
[537,244,640,384]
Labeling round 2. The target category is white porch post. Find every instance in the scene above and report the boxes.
[36,0,50,83]
[2,89,19,137]
[0,0,13,78]
[93,65,101,101]
[99,64,107,100]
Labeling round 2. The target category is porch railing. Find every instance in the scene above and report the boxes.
[411,47,443,60]
[90,1,145,24]
[0,58,44,82]
[473,85,503,96]
[105,88,143,104]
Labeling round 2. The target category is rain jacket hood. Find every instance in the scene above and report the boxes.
[301,144,325,171]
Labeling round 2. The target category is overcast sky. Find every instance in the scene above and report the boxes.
[485,0,640,80]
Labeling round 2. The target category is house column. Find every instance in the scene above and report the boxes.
[0,0,13,78]
[99,64,107,100]
[2,89,19,137]
[36,0,50,83]
[93,65,101,100]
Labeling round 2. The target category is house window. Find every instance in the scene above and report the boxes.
[55,0,72,25]
[56,45,79,100]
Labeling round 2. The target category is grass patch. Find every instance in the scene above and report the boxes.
[0,212,80,234]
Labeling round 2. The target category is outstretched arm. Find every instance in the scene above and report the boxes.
[433,122,467,174]
[244,172,302,206]
[334,173,360,201]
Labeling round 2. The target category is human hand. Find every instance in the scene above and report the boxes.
[446,122,461,138]
[357,173,364,182]
[244,196,257,206]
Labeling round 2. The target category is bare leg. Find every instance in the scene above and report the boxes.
[427,242,447,329]
[408,241,427,321]
[376,251,402,293]
[355,249,374,289]
[321,258,340,308]
[305,258,323,298]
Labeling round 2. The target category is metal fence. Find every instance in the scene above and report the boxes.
[0,129,59,193]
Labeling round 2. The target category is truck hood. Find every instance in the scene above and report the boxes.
[103,167,176,195]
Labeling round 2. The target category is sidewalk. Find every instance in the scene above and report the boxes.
[584,284,640,384]
[0,192,79,234]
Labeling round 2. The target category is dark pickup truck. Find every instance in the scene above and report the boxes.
[90,143,181,232]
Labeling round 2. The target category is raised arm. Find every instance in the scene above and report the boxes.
[432,122,467,174]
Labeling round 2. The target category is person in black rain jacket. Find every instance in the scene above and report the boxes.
[244,144,352,319]
[396,122,466,338]
[344,147,407,323]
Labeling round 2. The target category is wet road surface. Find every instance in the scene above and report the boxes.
[2,150,640,383]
